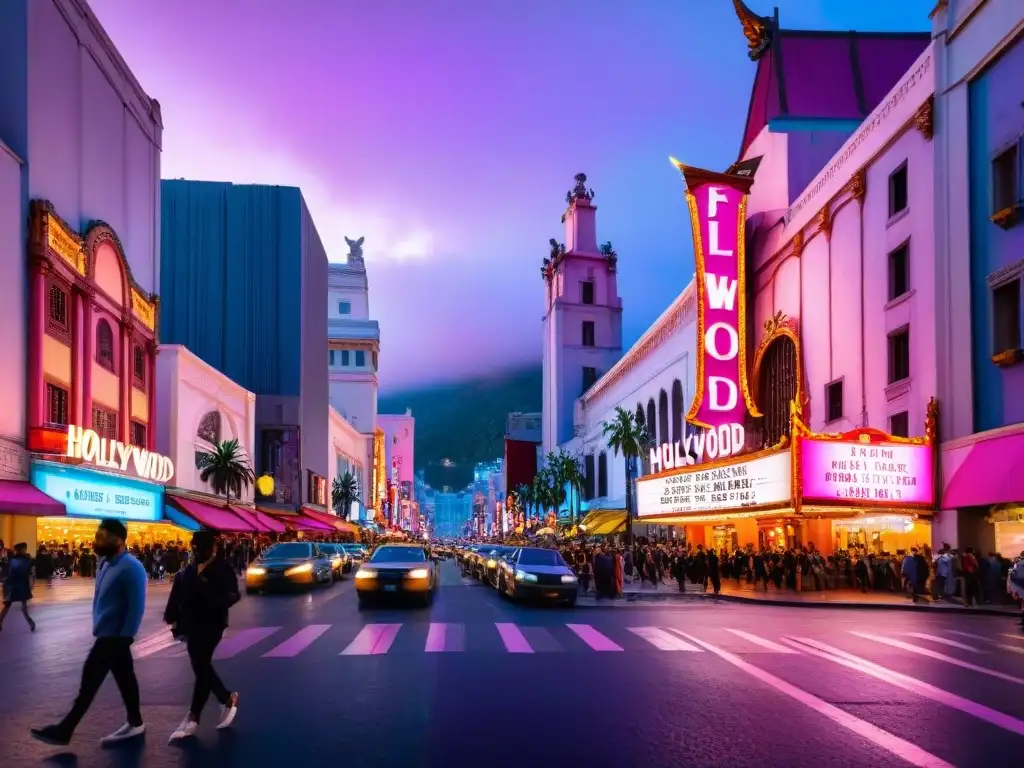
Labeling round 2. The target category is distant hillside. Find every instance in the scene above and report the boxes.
[378,366,541,489]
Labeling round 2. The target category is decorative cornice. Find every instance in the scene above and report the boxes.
[582,282,696,405]
[986,257,1024,289]
[732,0,774,61]
[913,95,934,140]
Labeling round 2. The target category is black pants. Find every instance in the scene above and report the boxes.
[62,637,142,732]
[187,628,230,720]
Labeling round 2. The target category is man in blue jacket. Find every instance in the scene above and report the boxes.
[31,518,148,747]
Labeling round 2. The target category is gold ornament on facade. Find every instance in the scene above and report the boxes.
[924,397,938,445]
[846,170,866,203]
[731,0,773,61]
[913,95,934,141]
[751,311,807,420]
[816,207,832,241]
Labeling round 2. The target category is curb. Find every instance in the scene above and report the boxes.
[576,591,1018,616]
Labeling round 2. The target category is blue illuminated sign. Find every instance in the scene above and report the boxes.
[31,462,164,522]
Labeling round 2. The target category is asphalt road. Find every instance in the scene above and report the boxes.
[1,559,1023,767]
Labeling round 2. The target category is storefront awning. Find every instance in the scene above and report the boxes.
[229,505,286,534]
[0,480,65,516]
[943,431,1024,509]
[260,510,334,532]
[300,505,360,535]
[168,496,257,533]
[580,510,626,535]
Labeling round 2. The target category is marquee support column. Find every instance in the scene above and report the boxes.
[71,290,85,425]
[120,324,132,442]
[81,295,93,429]
[147,345,157,450]
[27,263,47,428]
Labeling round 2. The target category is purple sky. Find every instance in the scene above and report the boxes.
[90,0,933,393]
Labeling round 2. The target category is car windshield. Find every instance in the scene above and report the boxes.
[371,547,426,563]
[263,543,312,559]
[517,549,565,567]
[343,545,364,553]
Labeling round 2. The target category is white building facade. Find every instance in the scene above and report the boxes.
[327,237,380,435]
[328,405,370,519]
[155,344,257,503]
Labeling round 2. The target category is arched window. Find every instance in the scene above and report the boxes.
[658,389,669,446]
[759,337,799,447]
[671,380,684,444]
[96,320,115,371]
[195,410,223,470]
[635,403,649,474]
[646,399,657,446]
[597,452,608,497]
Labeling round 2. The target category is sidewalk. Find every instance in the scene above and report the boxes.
[577,578,1020,615]
[27,577,172,605]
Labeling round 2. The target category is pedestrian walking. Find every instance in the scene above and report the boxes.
[165,530,241,742]
[31,519,147,746]
[0,542,36,632]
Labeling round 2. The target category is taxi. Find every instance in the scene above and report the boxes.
[354,543,439,607]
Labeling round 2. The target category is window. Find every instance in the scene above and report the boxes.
[993,279,1022,353]
[581,281,594,305]
[372,352,378,371]
[888,162,908,217]
[198,411,222,444]
[48,285,68,332]
[888,242,909,300]
[96,320,115,371]
[992,143,1020,214]
[131,421,147,447]
[133,345,146,386]
[342,349,350,366]
[328,350,337,366]
[92,406,118,440]
[887,327,911,383]
[355,350,366,367]
[597,452,608,497]
[338,300,351,315]
[582,321,595,347]
[583,454,595,500]
[826,379,844,422]
[45,383,68,427]
[890,411,909,438]
[582,366,598,394]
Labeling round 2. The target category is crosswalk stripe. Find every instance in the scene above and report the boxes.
[903,632,984,652]
[629,626,701,651]
[850,631,1024,685]
[566,624,623,651]
[788,636,1024,737]
[215,627,281,659]
[263,625,331,657]
[949,630,1024,655]
[425,623,465,652]
[133,634,180,659]
[722,628,798,653]
[341,624,401,655]
[495,623,533,653]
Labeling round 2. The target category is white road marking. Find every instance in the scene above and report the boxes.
[628,626,700,651]
[722,628,798,653]
[902,632,984,652]
[851,631,1024,685]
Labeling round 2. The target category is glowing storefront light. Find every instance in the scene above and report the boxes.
[672,159,760,461]
[32,462,164,522]
[800,439,934,506]
[66,425,174,483]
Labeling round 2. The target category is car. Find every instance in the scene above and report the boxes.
[245,542,335,593]
[497,547,579,606]
[342,543,368,565]
[318,543,352,580]
[480,546,517,586]
[354,543,439,607]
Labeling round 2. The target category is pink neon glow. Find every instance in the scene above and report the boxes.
[425,623,448,652]
[263,625,331,658]
[341,623,401,655]
[686,179,751,430]
[495,622,533,653]
[800,439,934,506]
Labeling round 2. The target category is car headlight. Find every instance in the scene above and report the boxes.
[247,566,266,576]
[407,568,430,579]
[515,569,538,582]
[332,558,342,567]
[355,568,377,579]
[285,563,313,576]
[486,559,497,567]
[561,574,578,583]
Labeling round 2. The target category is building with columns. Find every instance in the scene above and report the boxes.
[0,0,171,551]
[541,174,623,456]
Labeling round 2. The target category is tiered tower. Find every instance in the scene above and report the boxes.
[541,174,623,454]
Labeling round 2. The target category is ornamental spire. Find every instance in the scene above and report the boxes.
[732,0,774,61]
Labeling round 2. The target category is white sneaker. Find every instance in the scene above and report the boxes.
[99,723,145,745]
[168,717,198,743]
[216,693,239,730]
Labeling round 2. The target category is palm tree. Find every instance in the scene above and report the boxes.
[196,439,256,505]
[560,452,585,526]
[544,451,567,520]
[332,472,359,519]
[601,406,647,544]
[513,483,531,530]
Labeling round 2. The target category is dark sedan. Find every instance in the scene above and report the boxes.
[497,547,578,606]
[245,542,334,593]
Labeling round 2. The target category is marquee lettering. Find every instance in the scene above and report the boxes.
[66,425,174,484]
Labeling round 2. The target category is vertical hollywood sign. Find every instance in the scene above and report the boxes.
[672,160,760,461]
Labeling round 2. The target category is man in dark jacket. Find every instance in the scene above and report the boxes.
[164,531,240,742]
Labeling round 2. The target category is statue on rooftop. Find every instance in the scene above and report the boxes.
[344,236,365,263]
[732,0,773,61]
[565,173,594,205]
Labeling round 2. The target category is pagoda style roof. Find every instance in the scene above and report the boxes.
[734,2,929,158]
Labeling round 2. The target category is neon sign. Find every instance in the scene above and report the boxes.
[672,159,760,460]
[66,425,174,483]
[800,438,934,507]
